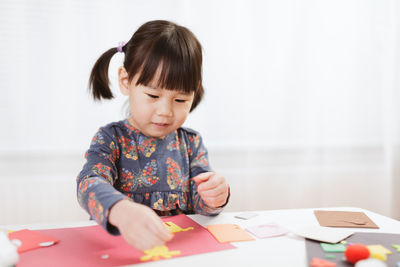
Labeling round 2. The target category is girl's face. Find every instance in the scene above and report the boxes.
[119,67,194,139]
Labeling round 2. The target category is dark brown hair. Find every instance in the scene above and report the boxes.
[88,20,204,112]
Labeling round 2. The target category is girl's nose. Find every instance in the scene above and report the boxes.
[156,100,173,117]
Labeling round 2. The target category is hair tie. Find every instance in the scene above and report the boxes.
[117,41,126,53]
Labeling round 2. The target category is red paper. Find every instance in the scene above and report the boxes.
[310,257,336,267]
[17,214,235,267]
[8,229,59,253]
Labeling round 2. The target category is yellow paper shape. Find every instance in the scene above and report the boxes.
[164,222,194,233]
[367,245,392,255]
[140,245,181,261]
[370,252,387,261]
[206,224,255,243]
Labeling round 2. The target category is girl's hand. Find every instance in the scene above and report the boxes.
[192,172,229,208]
[108,199,173,251]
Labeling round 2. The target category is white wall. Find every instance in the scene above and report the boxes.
[0,0,395,152]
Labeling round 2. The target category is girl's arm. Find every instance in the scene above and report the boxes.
[76,128,128,234]
[187,133,230,215]
[77,127,172,250]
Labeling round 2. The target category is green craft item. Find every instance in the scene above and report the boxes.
[320,243,346,253]
[392,244,400,252]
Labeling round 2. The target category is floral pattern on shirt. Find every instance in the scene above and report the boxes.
[118,136,138,160]
[166,135,187,153]
[152,192,186,211]
[190,147,209,170]
[109,141,119,162]
[166,157,189,191]
[120,160,159,191]
[88,192,104,225]
[187,135,200,156]
[92,162,113,184]
[91,130,105,145]
[78,176,96,193]
[137,135,157,157]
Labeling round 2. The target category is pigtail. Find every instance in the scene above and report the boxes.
[88,47,119,100]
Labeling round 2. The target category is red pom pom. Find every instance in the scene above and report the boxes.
[345,244,370,264]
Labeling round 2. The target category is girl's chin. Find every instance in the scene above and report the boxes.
[144,128,172,139]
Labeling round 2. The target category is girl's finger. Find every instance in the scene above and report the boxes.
[192,172,213,185]
[135,227,167,250]
[204,190,227,201]
[147,216,173,241]
[199,178,227,193]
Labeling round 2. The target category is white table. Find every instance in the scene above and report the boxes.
[3,207,400,267]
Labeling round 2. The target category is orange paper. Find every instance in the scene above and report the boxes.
[206,224,255,243]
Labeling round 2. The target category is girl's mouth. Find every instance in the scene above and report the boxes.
[153,122,169,127]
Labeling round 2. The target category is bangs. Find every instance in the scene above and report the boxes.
[133,28,202,94]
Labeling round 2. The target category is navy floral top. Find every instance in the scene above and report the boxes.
[77,119,224,234]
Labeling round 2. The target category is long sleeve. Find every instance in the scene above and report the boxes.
[76,128,128,234]
[187,133,226,215]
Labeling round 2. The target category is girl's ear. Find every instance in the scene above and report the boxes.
[118,66,130,96]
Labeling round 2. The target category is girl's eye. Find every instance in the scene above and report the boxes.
[147,94,159,99]
[175,99,186,103]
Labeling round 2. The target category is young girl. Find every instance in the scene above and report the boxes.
[77,20,230,251]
